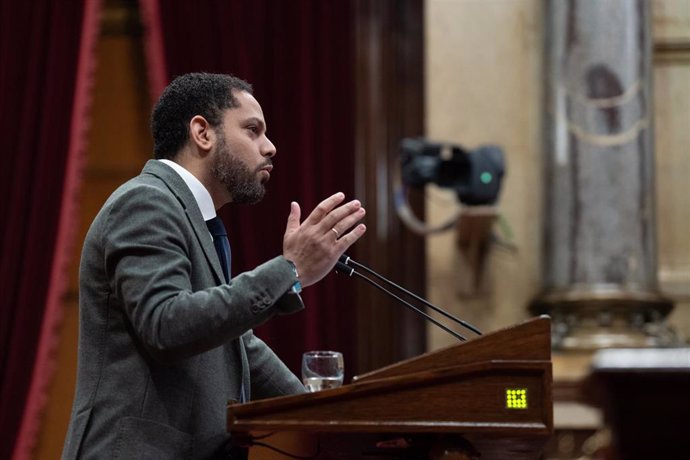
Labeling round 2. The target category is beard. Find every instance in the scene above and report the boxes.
[211,134,268,205]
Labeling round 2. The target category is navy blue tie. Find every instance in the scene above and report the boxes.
[206,216,231,283]
[205,216,246,403]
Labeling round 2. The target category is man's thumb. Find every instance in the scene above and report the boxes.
[285,201,301,234]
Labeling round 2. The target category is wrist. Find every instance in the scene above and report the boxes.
[285,259,302,295]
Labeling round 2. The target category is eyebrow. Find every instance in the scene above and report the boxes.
[243,117,266,132]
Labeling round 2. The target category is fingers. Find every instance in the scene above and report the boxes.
[321,199,363,233]
[324,197,367,254]
[303,194,364,240]
[302,192,346,226]
[330,205,366,240]
[334,223,367,253]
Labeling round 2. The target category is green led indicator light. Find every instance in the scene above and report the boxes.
[480,172,493,184]
[506,388,528,409]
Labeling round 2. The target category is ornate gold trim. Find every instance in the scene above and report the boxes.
[654,40,690,64]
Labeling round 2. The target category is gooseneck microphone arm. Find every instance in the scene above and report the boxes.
[339,255,482,336]
[335,262,467,341]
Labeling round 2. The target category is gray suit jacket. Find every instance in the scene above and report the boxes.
[62,160,306,459]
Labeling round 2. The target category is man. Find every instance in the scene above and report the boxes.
[62,73,366,459]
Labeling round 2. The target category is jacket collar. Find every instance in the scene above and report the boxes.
[141,160,226,285]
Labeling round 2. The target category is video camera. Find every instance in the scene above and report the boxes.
[400,138,505,205]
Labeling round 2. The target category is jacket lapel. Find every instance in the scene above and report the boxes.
[143,160,247,400]
[142,160,226,285]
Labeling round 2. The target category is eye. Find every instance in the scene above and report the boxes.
[246,125,259,135]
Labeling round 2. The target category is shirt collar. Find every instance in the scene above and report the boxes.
[158,159,216,221]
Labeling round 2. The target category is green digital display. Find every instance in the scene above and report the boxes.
[505,388,528,409]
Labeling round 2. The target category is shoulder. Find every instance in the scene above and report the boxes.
[88,171,187,245]
[107,174,181,215]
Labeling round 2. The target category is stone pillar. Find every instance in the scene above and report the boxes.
[531,0,675,350]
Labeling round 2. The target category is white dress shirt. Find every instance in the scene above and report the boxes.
[159,159,216,220]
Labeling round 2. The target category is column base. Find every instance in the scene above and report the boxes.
[530,287,678,351]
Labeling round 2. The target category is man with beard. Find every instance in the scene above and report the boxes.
[62,73,366,459]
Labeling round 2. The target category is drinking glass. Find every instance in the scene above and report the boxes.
[301,351,344,392]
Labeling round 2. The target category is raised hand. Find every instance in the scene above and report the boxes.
[283,192,366,287]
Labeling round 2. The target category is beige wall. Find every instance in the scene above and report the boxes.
[425,0,690,351]
[653,0,690,336]
[425,0,543,350]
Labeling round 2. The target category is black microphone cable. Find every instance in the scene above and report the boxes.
[339,255,482,336]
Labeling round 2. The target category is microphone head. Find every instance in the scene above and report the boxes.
[338,254,351,265]
[335,261,354,276]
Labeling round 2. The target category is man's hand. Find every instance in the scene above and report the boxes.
[283,192,366,287]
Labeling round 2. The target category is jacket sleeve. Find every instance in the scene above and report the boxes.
[243,332,307,399]
[101,183,304,363]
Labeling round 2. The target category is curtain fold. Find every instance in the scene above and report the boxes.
[0,1,102,458]
[139,0,359,376]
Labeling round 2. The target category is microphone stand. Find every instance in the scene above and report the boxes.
[335,255,482,342]
[340,256,482,336]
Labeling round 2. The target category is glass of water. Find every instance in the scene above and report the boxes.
[301,351,344,392]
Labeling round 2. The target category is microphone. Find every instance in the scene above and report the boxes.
[339,255,482,336]
[335,262,466,341]
[335,255,482,341]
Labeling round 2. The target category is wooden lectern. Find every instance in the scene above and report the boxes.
[228,316,553,459]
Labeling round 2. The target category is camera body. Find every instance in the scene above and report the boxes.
[400,138,505,205]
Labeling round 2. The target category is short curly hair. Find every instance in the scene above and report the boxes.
[151,73,253,159]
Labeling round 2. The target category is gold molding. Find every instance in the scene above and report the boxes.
[101,1,142,36]
[654,40,690,64]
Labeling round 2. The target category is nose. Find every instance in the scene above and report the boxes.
[262,136,276,158]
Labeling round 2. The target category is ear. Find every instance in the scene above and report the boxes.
[189,115,215,154]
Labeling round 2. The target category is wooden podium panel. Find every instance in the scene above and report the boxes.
[587,348,690,460]
[228,316,553,459]
[354,314,551,381]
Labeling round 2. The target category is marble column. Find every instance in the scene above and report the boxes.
[531,0,676,349]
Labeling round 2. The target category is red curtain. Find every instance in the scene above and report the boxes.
[140,0,359,377]
[0,0,101,458]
